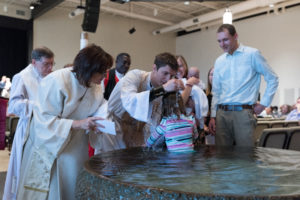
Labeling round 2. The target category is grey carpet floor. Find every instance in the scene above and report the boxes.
[0,171,6,198]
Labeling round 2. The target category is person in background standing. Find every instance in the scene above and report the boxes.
[103,53,131,100]
[176,55,188,79]
[0,75,7,95]
[3,46,54,200]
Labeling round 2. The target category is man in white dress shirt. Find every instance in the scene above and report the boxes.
[92,52,199,153]
[3,46,54,200]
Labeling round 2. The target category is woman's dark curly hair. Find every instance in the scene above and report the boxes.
[72,44,113,87]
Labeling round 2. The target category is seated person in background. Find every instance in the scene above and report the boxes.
[146,92,195,152]
[1,77,11,98]
[285,97,300,121]
[0,75,6,95]
[258,107,273,118]
[279,104,292,118]
[271,106,279,118]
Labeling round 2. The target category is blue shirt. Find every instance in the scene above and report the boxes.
[211,44,278,117]
[285,109,300,121]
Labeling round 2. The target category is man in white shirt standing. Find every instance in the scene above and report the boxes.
[209,24,278,147]
[3,46,54,200]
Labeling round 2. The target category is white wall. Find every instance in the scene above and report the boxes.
[33,7,176,72]
[176,5,300,106]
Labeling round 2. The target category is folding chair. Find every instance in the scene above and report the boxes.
[269,121,285,128]
[5,116,10,148]
[254,121,270,145]
[285,121,299,127]
[258,128,289,149]
[286,127,300,151]
[7,116,19,151]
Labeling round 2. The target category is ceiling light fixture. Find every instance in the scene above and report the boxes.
[223,8,232,24]
[29,4,35,10]
[184,1,190,5]
[3,5,8,12]
[29,0,42,10]
[153,8,158,16]
[129,27,136,34]
[69,6,85,18]
[69,0,85,19]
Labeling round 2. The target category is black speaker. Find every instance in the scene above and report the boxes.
[82,0,101,33]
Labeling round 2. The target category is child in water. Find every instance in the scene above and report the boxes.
[146,92,196,152]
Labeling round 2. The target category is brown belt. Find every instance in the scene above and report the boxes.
[218,104,253,111]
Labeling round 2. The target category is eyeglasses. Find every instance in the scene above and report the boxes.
[37,60,55,67]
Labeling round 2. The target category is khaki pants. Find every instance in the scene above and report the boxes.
[215,109,257,147]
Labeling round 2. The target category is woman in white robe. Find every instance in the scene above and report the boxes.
[16,44,113,200]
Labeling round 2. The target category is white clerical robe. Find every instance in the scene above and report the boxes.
[16,68,105,200]
[3,64,42,200]
[91,69,162,153]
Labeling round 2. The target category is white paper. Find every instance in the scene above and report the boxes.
[97,120,116,135]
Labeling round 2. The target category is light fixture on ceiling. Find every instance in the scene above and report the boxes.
[184,1,190,6]
[29,4,35,10]
[153,8,158,16]
[129,27,136,34]
[29,0,42,10]
[69,6,85,18]
[3,5,8,12]
[69,0,85,19]
[80,32,88,50]
[223,8,232,24]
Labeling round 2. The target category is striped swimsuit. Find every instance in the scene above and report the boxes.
[147,114,195,152]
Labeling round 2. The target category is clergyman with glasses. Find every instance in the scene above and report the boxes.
[3,46,54,200]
